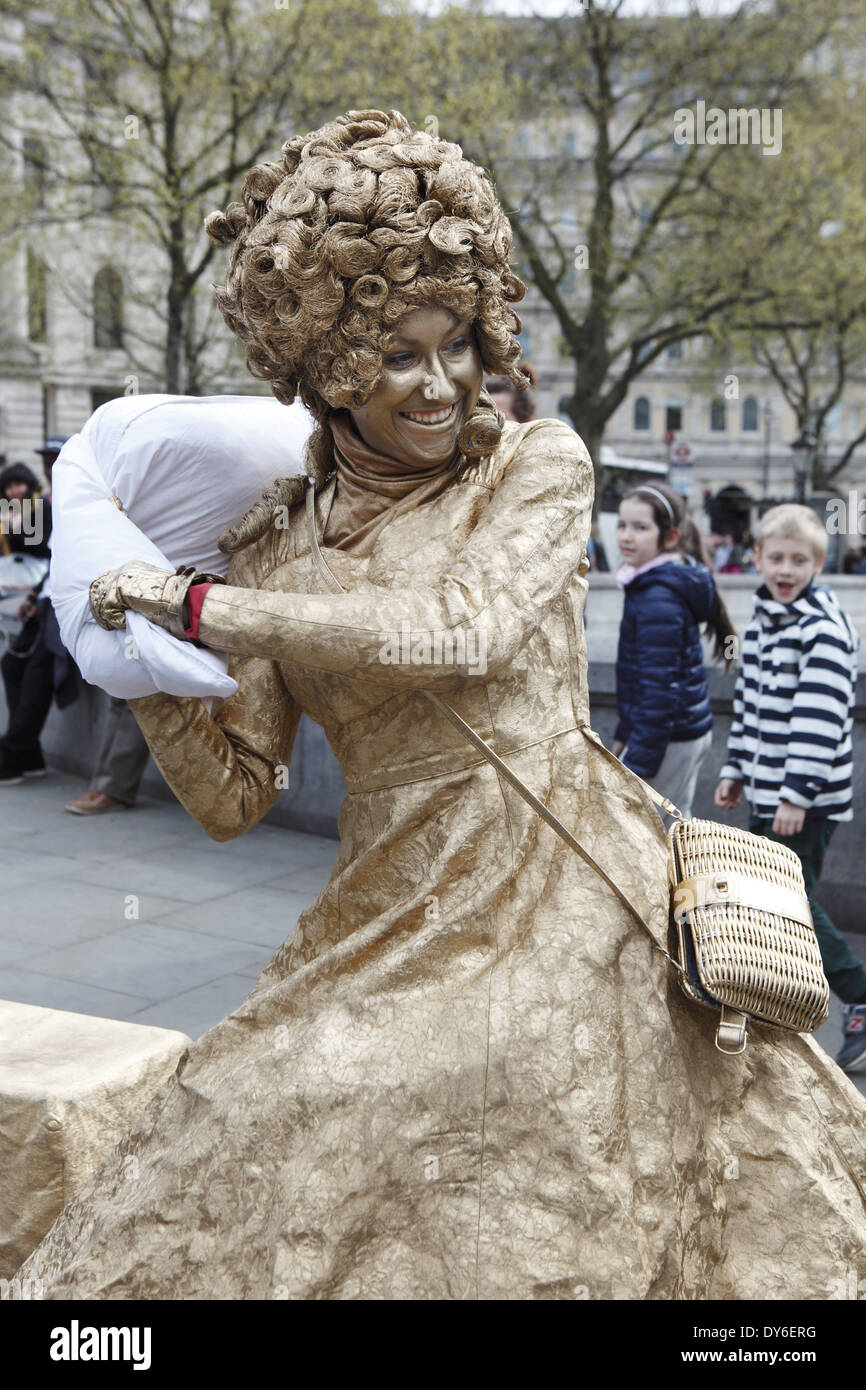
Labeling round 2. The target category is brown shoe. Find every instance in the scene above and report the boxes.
[64,790,126,816]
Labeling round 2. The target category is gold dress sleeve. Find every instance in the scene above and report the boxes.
[128,544,302,842]
[196,422,593,684]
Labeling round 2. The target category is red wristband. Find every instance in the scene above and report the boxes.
[184,581,213,641]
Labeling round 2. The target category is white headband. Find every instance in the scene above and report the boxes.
[636,485,676,525]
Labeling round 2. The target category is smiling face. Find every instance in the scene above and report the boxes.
[755,534,822,603]
[349,305,483,468]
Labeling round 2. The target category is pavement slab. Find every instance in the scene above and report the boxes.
[0,877,186,948]
[123,972,274,1036]
[69,843,301,904]
[0,936,49,967]
[153,885,315,948]
[19,921,268,999]
[266,865,337,895]
[0,964,151,1019]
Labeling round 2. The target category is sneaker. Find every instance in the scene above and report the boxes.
[63,790,126,816]
[6,751,46,779]
[835,1004,866,1072]
[0,766,24,786]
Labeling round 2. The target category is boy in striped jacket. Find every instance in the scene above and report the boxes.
[715,504,865,1071]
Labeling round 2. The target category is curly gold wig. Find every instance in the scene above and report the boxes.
[206,108,525,442]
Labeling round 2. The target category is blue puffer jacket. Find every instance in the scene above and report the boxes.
[614,555,716,778]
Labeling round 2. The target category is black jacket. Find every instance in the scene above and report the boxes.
[615,555,715,778]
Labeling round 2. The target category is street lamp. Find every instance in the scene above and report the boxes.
[790,428,816,504]
[762,399,777,500]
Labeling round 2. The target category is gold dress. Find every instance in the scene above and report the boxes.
[21,419,866,1300]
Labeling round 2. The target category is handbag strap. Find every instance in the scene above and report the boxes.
[304,478,681,966]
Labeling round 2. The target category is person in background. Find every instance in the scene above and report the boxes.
[0,447,155,812]
[511,361,538,424]
[842,545,863,575]
[612,481,737,817]
[586,520,610,572]
[720,536,748,573]
[712,531,734,572]
[484,376,517,420]
[738,528,757,573]
[0,462,52,559]
[64,697,151,815]
[34,436,67,493]
[484,363,537,424]
[0,437,78,786]
[715,503,864,1072]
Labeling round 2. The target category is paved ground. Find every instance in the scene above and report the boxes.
[0,770,337,1037]
[1,769,865,1097]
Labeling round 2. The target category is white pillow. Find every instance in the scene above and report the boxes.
[50,394,313,698]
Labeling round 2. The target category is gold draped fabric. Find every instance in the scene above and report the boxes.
[20,418,866,1300]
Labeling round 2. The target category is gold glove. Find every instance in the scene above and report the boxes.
[89,561,226,640]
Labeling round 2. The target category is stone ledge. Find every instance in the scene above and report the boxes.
[0,1000,189,1278]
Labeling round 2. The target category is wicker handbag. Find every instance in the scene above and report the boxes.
[667,815,829,1053]
[428,697,829,1056]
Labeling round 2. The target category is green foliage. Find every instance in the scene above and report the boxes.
[436,0,860,478]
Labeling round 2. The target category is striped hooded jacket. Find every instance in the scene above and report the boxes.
[719,583,858,820]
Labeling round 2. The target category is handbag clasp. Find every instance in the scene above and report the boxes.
[715,1008,748,1055]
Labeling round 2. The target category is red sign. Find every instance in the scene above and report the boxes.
[669,442,693,464]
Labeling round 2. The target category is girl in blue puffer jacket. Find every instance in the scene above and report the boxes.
[612,482,736,816]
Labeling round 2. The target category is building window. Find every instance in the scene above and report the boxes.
[26,249,47,343]
[93,267,124,349]
[560,266,577,299]
[666,341,683,359]
[710,398,727,432]
[665,401,683,433]
[90,144,121,214]
[741,396,759,432]
[23,136,47,208]
[90,388,119,414]
[633,396,651,431]
[824,402,844,438]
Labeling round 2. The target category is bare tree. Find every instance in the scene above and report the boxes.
[0,0,431,392]
[448,0,845,487]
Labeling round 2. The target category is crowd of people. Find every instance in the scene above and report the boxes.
[0,443,150,812]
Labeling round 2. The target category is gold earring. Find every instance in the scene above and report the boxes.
[423,374,437,400]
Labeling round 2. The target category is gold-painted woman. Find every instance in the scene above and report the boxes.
[21,111,866,1300]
